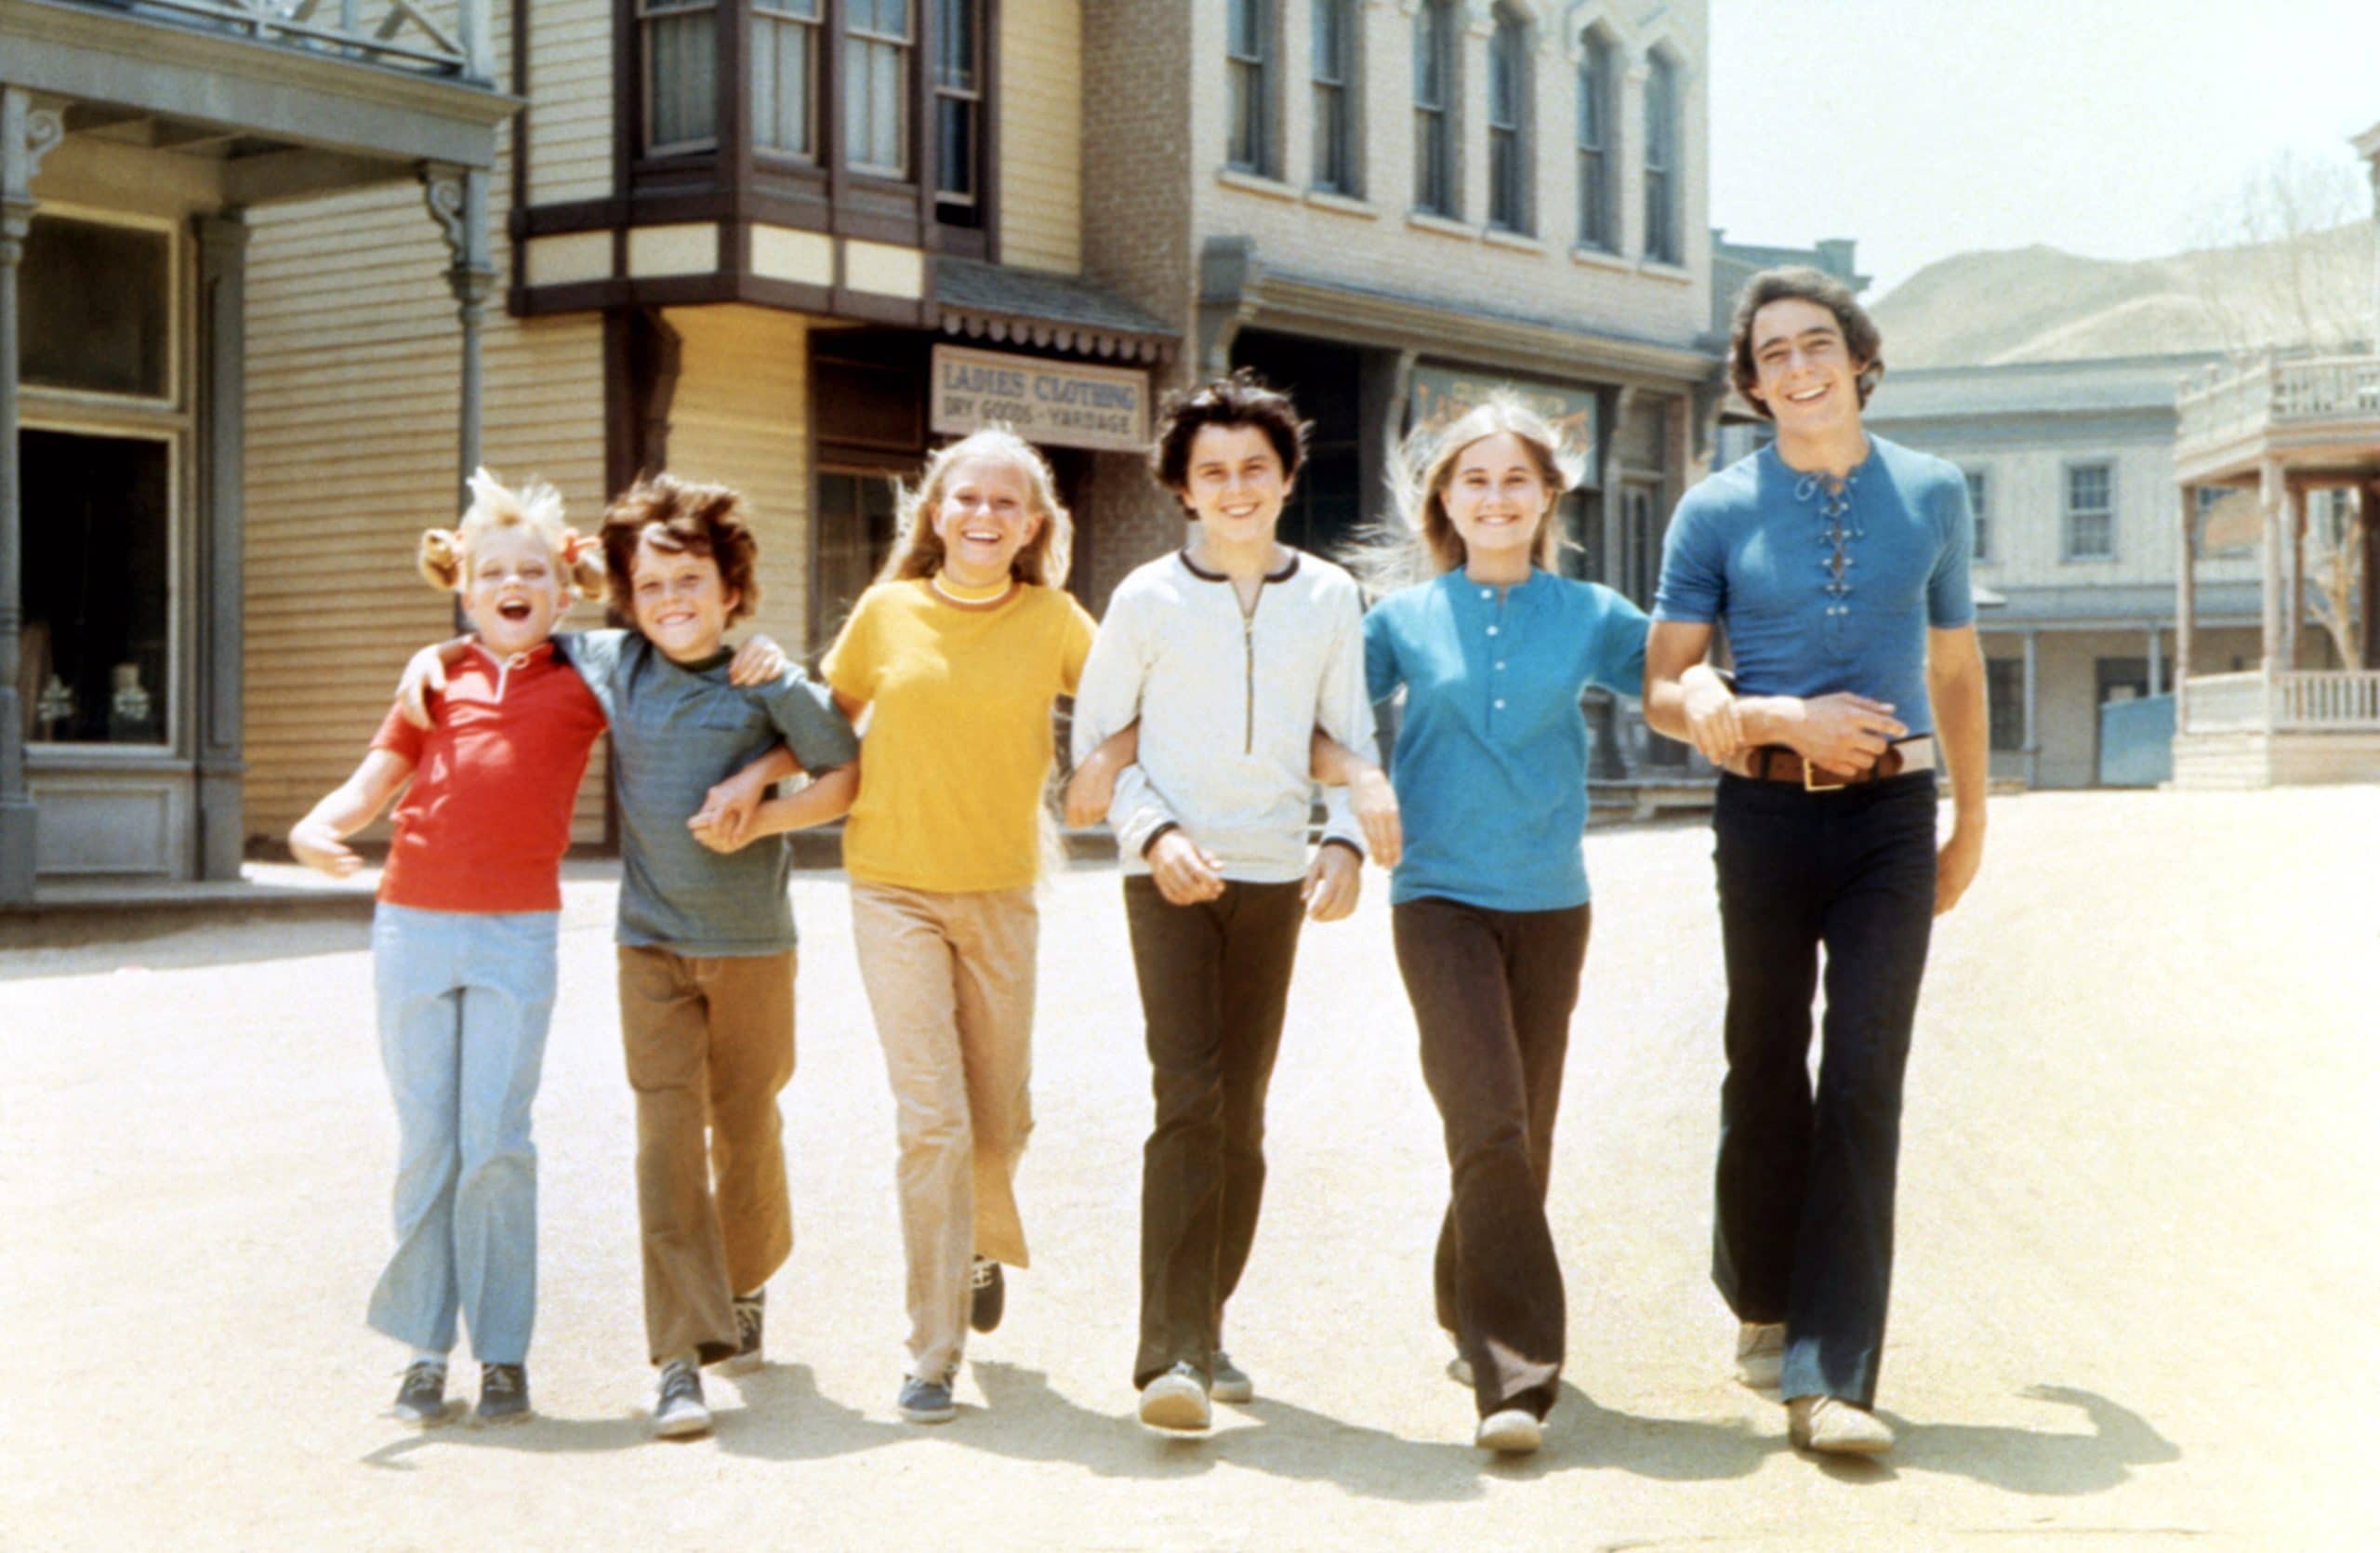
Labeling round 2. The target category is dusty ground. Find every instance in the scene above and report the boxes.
[4,787,2375,1550]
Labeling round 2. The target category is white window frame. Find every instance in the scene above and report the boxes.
[1310,0,1359,195]
[1575,29,1615,251]
[1225,0,1276,175]
[2062,460,2117,562]
[1487,5,1532,234]
[844,0,916,179]
[1643,50,1680,263]
[19,203,180,414]
[1413,0,1460,218]
[931,0,985,206]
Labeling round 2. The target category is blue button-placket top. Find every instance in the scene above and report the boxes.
[1652,435,1976,737]
[1364,569,1649,912]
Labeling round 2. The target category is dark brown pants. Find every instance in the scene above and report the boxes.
[616,946,796,1367]
[1123,876,1306,1389]
[1393,896,1590,1421]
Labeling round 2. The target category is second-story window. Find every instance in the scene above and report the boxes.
[1413,0,1457,216]
[2065,463,2115,560]
[933,0,984,221]
[752,0,822,160]
[1644,51,1680,263]
[1576,31,1613,249]
[1488,6,1530,232]
[1311,0,1355,193]
[1965,469,1991,561]
[642,0,719,153]
[845,0,914,178]
[1226,0,1274,174]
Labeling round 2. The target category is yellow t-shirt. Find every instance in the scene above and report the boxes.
[823,577,1097,893]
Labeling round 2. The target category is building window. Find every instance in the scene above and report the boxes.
[1643,51,1679,263]
[1964,468,1990,561]
[932,0,984,220]
[2064,462,2114,560]
[1311,0,1356,194]
[1413,0,1457,216]
[1575,31,1613,250]
[21,215,172,400]
[20,430,173,748]
[1487,6,1530,232]
[752,0,822,160]
[1225,0,1273,174]
[844,0,914,177]
[1987,658,2024,751]
[641,0,719,153]
[813,469,905,646]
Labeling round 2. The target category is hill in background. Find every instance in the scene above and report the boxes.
[1869,223,2373,367]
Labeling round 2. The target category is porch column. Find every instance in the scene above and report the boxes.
[2021,628,2041,790]
[2259,458,2285,673]
[2147,626,2162,697]
[2282,481,2307,670]
[2175,483,2197,727]
[2363,480,2380,670]
[0,90,66,904]
[195,215,249,882]
[423,166,495,500]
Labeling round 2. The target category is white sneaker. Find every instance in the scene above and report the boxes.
[652,1359,712,1439]
[1210,1350,1253,1405]
[1475,1408,1542,1454]
[1787,1395,1894,1455]
[1735,1321,1785,1390]
[1137,1364,1211,1432]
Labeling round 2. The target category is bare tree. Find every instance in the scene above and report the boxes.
[2304,486,2367,670]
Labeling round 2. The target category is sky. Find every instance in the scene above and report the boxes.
[1707,0,2380,300]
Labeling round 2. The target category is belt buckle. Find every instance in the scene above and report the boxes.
[1802,759,1850,793]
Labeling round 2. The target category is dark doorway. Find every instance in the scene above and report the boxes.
[1229,330,1365,562]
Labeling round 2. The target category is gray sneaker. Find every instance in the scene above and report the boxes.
[392,1361,447,1427]
[898,1374,958,1424]
[721,1290,766,1375]
[475,1363,531,1425]
[653,1360,711,1439]
[1210,1350,1253,1405]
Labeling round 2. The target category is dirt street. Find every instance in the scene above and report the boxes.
[4,787,2375,1549]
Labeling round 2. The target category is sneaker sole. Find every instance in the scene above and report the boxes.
[1210,1377,1253,1405]
[1476,1411,1543,1454]
[898,1401,958,1425]
[653,1409,712,1440]
[1138,1386,1211,1433]
[717,1353,765,1377]
[1737,1362,1783,1391]
[1789,1422,1893,1456]
[392,1404,450,1429]
[473,1407,534,1427]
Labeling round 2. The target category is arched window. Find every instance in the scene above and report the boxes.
[1488,6,1530,232]
[1311,0,1357,193]
[1644,50,1680,262]
[1575,29,1614,249]
[1413,0,1458,216]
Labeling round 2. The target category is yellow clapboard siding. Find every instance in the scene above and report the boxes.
[998,0,1081,273]
[658,305,814,657]
[525,0,616,206]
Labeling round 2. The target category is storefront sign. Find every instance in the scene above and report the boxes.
[1408,366,1600,484]
[931,345,1148,452]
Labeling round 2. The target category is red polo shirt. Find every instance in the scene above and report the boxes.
[370,642,608,912]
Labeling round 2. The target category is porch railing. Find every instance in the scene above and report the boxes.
[2185,669,2380,732]
[2176,354,2380,455]
[2276,670,2380,730]
[85,1,492,78]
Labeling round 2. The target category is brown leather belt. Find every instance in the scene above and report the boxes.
[1724,736,1937,791]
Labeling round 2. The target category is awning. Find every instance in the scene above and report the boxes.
[933,258,1176,365]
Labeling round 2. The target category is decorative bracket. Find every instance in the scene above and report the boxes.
[2,90,67,244]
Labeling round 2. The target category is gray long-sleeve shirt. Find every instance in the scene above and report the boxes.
[1071,549,1379,884]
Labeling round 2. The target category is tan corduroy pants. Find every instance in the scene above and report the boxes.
[615,946,796,1367]
[849,881,1038,1383]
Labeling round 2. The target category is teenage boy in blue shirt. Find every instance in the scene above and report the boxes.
[1644,266,1989,1457]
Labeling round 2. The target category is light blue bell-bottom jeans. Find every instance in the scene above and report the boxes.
[366,904,561,1365]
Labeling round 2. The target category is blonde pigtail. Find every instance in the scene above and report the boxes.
[417,527,465,591]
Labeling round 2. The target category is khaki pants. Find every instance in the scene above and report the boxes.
[850,882,1038,1382]
[616,946,796,1367]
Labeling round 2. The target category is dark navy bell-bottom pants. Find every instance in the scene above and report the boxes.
[1711,769,1937,1410]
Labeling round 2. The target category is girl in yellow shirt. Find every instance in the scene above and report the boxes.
[815,428,1105,1425]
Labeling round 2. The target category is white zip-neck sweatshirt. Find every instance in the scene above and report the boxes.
[1072,548,1378,883]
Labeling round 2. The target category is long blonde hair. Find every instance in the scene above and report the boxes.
[874,428,1074,588]
[417,468,605,600]
[1355,397,1584,594]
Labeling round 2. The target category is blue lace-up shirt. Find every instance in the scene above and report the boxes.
[1652,436,1975,737]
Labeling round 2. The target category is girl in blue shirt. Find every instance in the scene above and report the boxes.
[1336,399,1648,1453]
